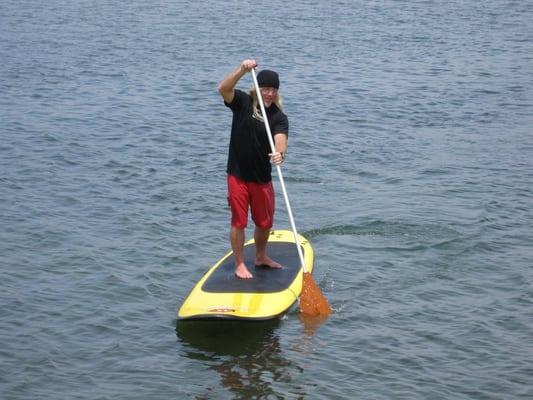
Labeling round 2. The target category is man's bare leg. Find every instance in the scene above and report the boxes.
[230,226,253,279]
[254,227,282,268]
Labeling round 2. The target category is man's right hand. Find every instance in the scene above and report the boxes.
[241,59,258,72]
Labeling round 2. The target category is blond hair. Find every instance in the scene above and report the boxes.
[248,88,283,122]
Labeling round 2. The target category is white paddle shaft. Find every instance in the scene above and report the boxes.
[251,68,307,273]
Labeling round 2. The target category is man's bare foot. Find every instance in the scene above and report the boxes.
[254,256,282,269]
[235,263,253,279]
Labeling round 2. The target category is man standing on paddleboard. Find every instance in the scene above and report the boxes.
[218,59,288,279]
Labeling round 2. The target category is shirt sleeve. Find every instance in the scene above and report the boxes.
[273,113,289,136]
[224,89,246,111]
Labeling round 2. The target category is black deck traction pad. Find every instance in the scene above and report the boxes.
[201,242,302,293]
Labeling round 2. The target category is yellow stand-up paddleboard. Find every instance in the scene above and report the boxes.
[177,230,314,321]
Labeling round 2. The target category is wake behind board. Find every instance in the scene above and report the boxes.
[177,230,314,321]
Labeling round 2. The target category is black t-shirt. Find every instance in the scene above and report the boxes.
[224,89,289,183]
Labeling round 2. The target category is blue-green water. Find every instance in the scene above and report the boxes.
[1,1,532,399]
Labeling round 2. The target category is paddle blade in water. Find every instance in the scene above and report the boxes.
[300,272,332,316]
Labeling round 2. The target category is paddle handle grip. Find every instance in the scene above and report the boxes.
[251,68,307,273]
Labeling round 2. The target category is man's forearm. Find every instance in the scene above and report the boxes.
[218,65,246,95]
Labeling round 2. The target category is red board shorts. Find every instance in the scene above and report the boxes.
[227,174,275,229]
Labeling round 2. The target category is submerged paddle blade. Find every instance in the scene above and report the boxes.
[299,272,332,316]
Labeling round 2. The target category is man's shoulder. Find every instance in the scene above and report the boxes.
[226,89,251,109]
[271,106,289,134]
[272,106,288,122]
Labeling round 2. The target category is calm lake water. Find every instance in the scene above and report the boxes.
[1,0,532,399]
